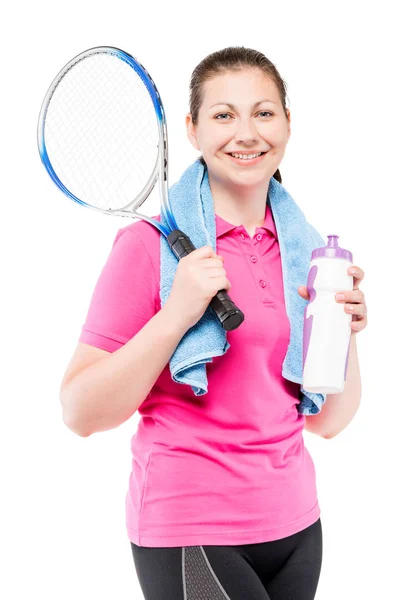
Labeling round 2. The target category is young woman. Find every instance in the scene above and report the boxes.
[60,47,366,599]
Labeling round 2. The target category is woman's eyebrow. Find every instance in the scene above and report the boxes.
[209,100,276,109]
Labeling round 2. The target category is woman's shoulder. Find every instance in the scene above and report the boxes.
[115,215,162,251]
[109,216,162,287]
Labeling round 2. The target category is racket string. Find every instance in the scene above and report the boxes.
[44,53,159,211]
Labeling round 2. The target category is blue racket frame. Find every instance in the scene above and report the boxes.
[37,45,177,237]
[37,46,244,331]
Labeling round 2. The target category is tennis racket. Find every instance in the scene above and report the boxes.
[37,46,244,331]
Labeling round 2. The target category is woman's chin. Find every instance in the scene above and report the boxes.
[227,168,269,187]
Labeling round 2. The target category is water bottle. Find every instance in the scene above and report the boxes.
[302,234,353,394]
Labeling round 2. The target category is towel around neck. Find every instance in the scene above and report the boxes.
[159,158,326,415]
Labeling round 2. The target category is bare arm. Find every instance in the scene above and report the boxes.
[61,302,189,437]
[61,244,231,437]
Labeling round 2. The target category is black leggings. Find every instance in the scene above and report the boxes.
[130,518,323,599]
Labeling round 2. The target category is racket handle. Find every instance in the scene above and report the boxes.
[167,229,244,331]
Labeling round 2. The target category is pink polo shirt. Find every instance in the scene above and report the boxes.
[79,202,321,547]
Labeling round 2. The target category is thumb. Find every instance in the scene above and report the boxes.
[298,285,310,300]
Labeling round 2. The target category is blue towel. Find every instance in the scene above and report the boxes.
[160,158,326,415]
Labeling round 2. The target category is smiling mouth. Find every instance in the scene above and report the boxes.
[228,152,267,158]
[226,151,268,164]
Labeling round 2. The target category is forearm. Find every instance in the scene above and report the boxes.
[62,303,189,437]
[306,333,362,438]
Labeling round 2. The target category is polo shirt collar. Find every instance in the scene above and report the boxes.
[215,199,277,239]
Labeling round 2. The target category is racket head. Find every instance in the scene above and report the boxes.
[37,46,168,217]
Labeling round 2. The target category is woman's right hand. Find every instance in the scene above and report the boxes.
[163,245,231,332]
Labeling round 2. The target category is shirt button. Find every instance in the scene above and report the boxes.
[259,280,267,288]
[256,234,263,241]
[250,255,258,263]
[240,233,246,240]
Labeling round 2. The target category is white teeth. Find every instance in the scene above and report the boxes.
[231,152,262,160]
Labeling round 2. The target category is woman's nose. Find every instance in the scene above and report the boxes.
[234,118,260,143]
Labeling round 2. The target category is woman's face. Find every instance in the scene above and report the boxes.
[186,68,291,189]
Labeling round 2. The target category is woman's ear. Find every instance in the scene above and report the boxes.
[286,109,291,142]
[186,113,200,151]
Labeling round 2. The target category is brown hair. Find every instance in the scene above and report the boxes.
[189,46,290,183]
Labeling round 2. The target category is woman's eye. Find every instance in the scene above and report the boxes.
[215,111,273,120]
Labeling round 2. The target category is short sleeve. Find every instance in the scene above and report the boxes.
[79,228,158,352]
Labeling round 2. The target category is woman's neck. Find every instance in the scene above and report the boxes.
[209,173,270,234]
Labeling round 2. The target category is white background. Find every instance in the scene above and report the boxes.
[2,0,398,598]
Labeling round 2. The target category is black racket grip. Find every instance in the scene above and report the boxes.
[166,229,244,331]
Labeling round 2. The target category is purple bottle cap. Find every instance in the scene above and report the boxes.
[311,234,353,262]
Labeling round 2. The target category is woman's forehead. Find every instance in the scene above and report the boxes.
[202,70,279,105]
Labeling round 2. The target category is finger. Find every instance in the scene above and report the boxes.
[350,313,367,331]
[344,303,366,316]
[188,246,219,261]
[348,265,364,289]
[204,258,225,269]
[336,290,364,303]
[298,286,309,298]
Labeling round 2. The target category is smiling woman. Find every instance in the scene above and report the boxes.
[59,44,324,600]
[125,47,323,600]
[185,48,291,230]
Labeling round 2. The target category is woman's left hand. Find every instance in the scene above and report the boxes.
[298,265,368,335]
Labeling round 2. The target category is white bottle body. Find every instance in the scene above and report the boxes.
[302,256,354,394]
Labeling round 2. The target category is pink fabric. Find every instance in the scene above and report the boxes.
[79,204,320,547]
